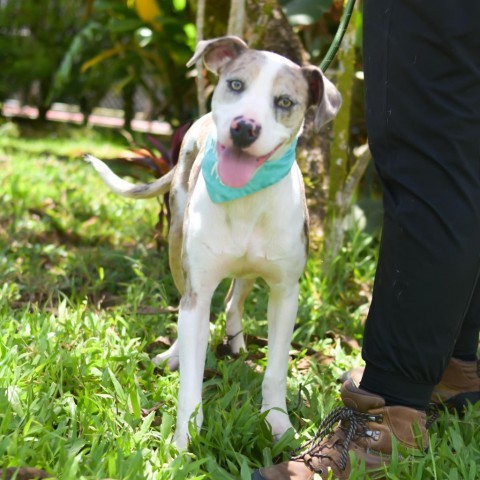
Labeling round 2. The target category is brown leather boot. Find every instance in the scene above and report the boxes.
[430,357,480,411]
[342,358,480,412]
[251,379,428,480]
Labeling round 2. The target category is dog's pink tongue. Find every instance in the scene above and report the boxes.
[217,146,259,188]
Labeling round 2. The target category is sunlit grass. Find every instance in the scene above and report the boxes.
[0,121,478,479]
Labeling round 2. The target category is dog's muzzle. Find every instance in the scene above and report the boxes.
[230,116,262,148]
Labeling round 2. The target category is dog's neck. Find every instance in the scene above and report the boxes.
[201,136,298,203]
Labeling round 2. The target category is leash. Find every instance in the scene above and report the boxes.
[320,0,357,71]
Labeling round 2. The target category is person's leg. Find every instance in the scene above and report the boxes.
[360,0,480,411]
[452,278,480,361]
[252,1,480,479]
[430,276,480,410]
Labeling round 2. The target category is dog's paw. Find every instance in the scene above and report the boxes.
[264,408,294,441]
[272,425,296,443]
[152,340,180,371]
[152,352,180,371]
[174,406,203,451]
[228,333,246,355]
[172,429,189,451]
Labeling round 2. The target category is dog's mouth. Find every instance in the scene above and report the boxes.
[216,143,281,188]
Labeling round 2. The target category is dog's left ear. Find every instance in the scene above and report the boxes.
[187,36,248,75]
[302,65,342,131]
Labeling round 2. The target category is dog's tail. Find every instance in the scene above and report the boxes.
[84,154,174,199]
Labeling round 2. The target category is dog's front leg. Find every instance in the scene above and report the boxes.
[173,287,214,450]
[261,282,299,440]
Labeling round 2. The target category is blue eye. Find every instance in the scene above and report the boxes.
[275,95,294,109]
[228,80,244,92]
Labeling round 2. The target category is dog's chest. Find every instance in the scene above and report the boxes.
[185,171,307,282]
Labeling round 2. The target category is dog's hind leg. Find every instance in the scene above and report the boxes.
[168,213,186,295]
[225,278,255,354]
[150,216,183,371]
[151,188,187,372]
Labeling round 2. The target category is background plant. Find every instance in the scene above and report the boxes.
[0,0,81,119]
[48,0,197,128]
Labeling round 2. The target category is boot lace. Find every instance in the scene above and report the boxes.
[290,407,382,472]
[425,402,440,429]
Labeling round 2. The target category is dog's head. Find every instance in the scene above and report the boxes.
[187,36,341,187]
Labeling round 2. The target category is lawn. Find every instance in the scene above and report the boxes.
[0,120,478,479]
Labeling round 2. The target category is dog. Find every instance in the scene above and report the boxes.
[86,36,341,449]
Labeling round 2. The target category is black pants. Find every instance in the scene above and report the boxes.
[360,0,480,410]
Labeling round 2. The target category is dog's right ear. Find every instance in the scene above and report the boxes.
[186,36,248,75]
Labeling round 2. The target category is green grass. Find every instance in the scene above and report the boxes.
[0,120,478,479]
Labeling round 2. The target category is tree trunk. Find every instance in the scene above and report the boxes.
[122,83,135,131]
[321,2,370,272]
[245,0,308,65]
[228,0,245,36]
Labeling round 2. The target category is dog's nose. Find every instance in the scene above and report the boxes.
[230,118,261,148]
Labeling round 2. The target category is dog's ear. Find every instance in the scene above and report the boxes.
[302,65,342,131]
[186,36,248,75]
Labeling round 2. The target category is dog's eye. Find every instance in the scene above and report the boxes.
[275,96,294,109]
[228,80,244,92]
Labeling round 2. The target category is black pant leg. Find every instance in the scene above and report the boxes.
[453,276,480,360]
[360,0,480,409]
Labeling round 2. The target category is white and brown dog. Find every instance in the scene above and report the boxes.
[86,36,341,449]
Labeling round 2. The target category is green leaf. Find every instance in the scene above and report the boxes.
[160,412,174,439]
[108,17,144,33]
[137,411,155,437]
[173,0,186,11]
[282,0,333,26]
[183,23,197,49]
[107,367,126,403]
[129,385,141,418]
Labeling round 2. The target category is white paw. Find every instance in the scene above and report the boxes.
[228,333,246,355]
[174,407,203,450]
[264,408,294,440]
[152,340,179,371]
[152,353,179,371]
[173,428,189,451]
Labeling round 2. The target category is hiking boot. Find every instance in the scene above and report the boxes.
[341,358,480,412]
[251,379,428,480]
[430,357,480,411]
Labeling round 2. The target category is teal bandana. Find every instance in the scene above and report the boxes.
[201,135,298,203]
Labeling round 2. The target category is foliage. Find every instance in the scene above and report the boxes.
[281,0,333,26]
[0,0,197,125]
[322,0,365,269]
[1,123,479,478]
[45,20,116,123]
[0,0,352,130]
[0,0,82,118]
[280,0,343,66]
[48,0,197,127]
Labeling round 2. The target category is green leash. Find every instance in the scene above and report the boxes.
[320,0,357,71]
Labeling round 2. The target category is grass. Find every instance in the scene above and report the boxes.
[0,120,479,479]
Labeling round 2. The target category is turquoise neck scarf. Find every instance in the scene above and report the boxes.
[201,135,298,203]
